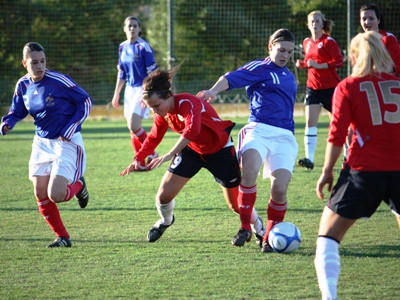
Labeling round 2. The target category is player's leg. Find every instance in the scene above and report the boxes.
[32,175,71,248]
[315,207,356,300]
[231,148,263,246]
[50,134,88,208]
[299,103,321,169]
[147,171,190,242]
[261,168,291,252]
[125,86,157,166]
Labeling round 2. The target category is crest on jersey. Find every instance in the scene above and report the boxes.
[318,42,323,48]
[45,94,54,107]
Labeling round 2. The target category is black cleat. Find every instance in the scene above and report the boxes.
[76,177,89,208]
[147,215,175,242]
[261,239,274,253]
[298,158,314,170]
[231,228,252,247]
[47,237,72,248]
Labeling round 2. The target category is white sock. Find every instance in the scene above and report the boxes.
[155,199,175,225]
[250,208,264,235]
[315,236,340,300]
[304,127,317,162]
[343,143,348,159]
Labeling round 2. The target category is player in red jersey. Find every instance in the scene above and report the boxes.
[360,3,400,75]
[296,11,343,170]
[314,31,400,300]
[120,67,266,243]
[358,3,400,228]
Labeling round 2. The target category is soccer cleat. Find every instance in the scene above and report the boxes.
[261,239,274,253]
[76,177,89,208]
[298,158,314,170]
[255,220,266,249]
[231,228,252,247]
[132,161,150,172]
[147,215,175,242]
[147,151,159,165]
[47,237,72,248]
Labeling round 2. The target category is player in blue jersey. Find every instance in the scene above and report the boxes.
[111,16,159,169]
[198,29,298,253]
[0,42,92,248]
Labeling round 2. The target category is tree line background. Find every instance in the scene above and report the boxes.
[1,0,399,105]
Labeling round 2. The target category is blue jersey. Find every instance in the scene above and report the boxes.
[1,69,92,139]
[118,38,158,87]
[224,57,298,133]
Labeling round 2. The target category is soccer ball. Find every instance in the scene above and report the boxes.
[268,222,302,254]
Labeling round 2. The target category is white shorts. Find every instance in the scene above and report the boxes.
[124,85,150,119]
[29,132,86,184]
[237,122,298,178]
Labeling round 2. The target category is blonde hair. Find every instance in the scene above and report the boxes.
[308,10,334,35]
[350,31,394,77]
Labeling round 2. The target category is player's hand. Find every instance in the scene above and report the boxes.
[120,161,151,176]
[196,90,217,103]
[315,170,334,200]
[0,123,11,136]
[147,153,174,169]
[296,59,306,68]
[58,136,70,142]
[111,95,120,108]
[307,59,317,68]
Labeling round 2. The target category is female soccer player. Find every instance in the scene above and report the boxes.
[197,29,298,253]
[315,31,400,300]
[360,3,400,75]
[0,42,92,248]
[358,3,400,228]
[111,16,158,169]
[120,67,265,243]
[296,10,343,170]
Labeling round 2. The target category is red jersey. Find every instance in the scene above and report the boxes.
[135,93,235,161]
[379,30,400,75]
[302,34,343,90]
[329,73,400,171]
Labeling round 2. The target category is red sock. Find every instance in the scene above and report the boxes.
[62,181,83,202]
[130,133,142,154]
[238,184,257,231]
[263,199,287,242]
[37,197,69,238]
[131,128,148,165]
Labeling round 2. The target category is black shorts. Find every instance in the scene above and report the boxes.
[327,165,400,219]
[167,145,241,188]
[304,87,335,112]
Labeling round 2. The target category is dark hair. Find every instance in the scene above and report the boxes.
[142,68,178,101]
[360,3,385,30]
[269,29,295,45]
[22,42,45,60]
[124,16,142,36]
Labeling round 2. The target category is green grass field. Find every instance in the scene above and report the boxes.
[1,116,399,300]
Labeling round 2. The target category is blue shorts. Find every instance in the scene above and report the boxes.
[328,165,400,219]
[304,87,335,112]
[167,145,241,188]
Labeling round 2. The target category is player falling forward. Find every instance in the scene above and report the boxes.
[120,67,265,244]
[1,42,92,248]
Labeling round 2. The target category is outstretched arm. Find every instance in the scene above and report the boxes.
[196,76,229,103]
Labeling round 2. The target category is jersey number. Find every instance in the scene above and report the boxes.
[361,80,400,125]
